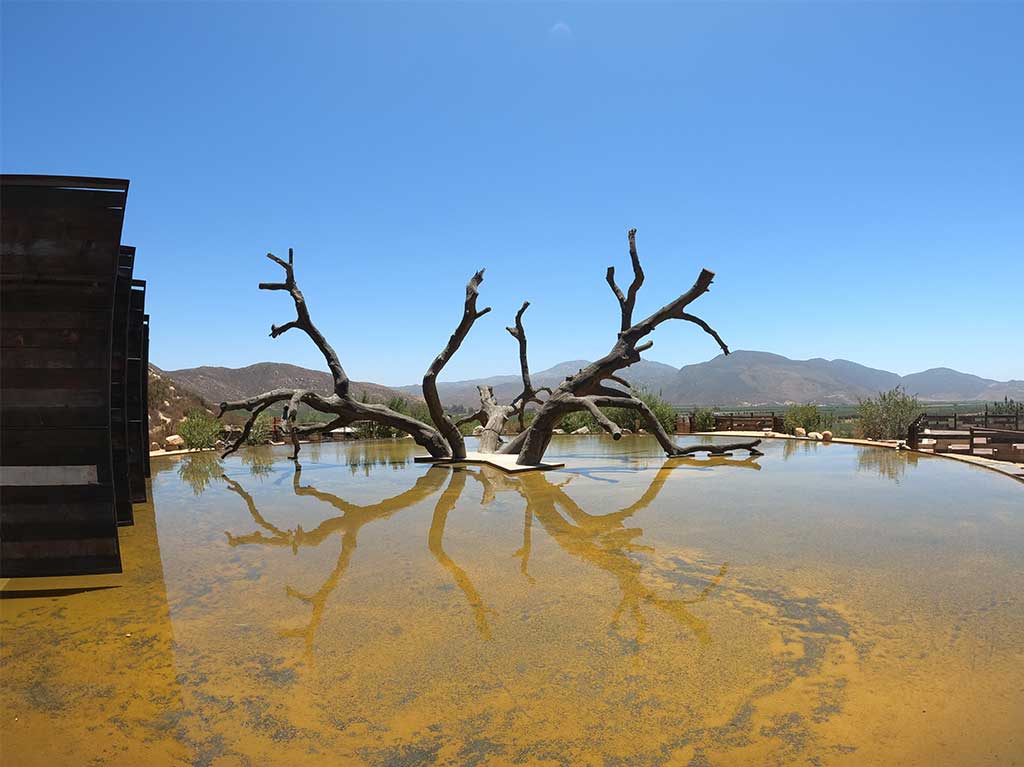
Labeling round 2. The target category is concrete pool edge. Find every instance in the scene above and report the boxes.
[699,430,1024,485]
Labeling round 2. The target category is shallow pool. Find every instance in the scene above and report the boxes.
[2,436,1022,766]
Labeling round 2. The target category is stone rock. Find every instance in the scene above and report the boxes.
[215,439,226,448]
[794,427,807,437]
[164,434,185,450]
[638,428,647,434]
[552,428,566,435]
[571,427,590,435]
[822,430,833,441]
[150,442,161,451]
[808,431,824,440]
[472,425,484,437]
[621,428,632,434]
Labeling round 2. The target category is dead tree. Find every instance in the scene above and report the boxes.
[422,270,491,461]
[221,233,759,466]
[500,229,760,464]
[218,249,485,460]
[455,301,551,453]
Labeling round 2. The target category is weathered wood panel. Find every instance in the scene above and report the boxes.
[0,174,128,576]
[127,280,147,504]
[143,314,151,478]
[111,246,134,525]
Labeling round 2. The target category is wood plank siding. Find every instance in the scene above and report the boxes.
[1,174,145,577]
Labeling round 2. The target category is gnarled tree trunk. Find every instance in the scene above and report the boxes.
[218,249,462,460]
[455,302,551,454]
[501,229,760,464]
[220,230,758,467]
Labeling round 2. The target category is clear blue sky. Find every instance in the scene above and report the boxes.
[3,2,1022,384]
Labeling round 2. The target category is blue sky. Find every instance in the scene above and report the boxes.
[3,2,1022,383]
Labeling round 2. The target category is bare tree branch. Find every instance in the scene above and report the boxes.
[217,248,454,459]
[221,400,275,458]
[505,301,549,429]
[605,227,646,331]
[505,229,731,464]
[678,312,730,355]
[259,248,349,397]
[423,269,491,460]
[674,439,763,457]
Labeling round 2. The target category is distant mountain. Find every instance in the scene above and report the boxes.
[393,359,681,410]
[666,351,906,405]
[399,351,1023,407]
[162,362,419,407]
[157,354,1024,411]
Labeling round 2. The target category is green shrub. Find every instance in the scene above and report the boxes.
[628,387,677,434]
[179,409,221,449]
[784,404,823,434]
[245,412,273,445]
[559,410,592,433]
[555,387,677,435]
[457,415,482,436]
[991,397,1021,416]
[693,407,715,432]
[857,387,921,440]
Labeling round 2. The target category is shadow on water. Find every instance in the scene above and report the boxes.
[221,455,762,656]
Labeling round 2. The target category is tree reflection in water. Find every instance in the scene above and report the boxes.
[856,446,919,483]
[223,454,762,656]
[178,452,223,495]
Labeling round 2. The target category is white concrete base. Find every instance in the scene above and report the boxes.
[414,451,564,473]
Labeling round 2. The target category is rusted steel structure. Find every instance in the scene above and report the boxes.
[1,175,149,577]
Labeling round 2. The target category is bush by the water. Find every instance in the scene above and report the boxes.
[245,412,273,445]
[355,394,435,439]
[179,409,222,449]
[857,387,921,440]
[557,387,677,434]
[693,407,715,432]
[784,404,823,434]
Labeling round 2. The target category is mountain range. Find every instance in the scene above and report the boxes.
[158,352,1023,410]
[157,363,412,407]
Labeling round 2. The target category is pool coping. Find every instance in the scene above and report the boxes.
[696,431,1024,485]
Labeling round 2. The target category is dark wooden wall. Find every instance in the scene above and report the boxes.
[111,246,135,525]
[127,280,147,502]
[1,175,142,577]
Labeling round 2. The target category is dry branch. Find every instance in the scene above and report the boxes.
[422,270,491,460]
[506,301,551,430]
[502,229,731,465]
[218,249,451,460]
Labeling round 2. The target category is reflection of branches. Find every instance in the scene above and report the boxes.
[224,452,759,655]
[512,507,536,584]
[428,470,495,639]
[467,455,753,646]
[224,465,449,656]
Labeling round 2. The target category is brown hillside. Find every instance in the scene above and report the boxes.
[162,362,419,407]
[148,364,213,446]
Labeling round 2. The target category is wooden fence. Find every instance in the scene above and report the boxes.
[676,411,785,434]
[908,413,1024,463]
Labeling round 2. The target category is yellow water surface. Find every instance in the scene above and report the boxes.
[2,437,1022,766]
